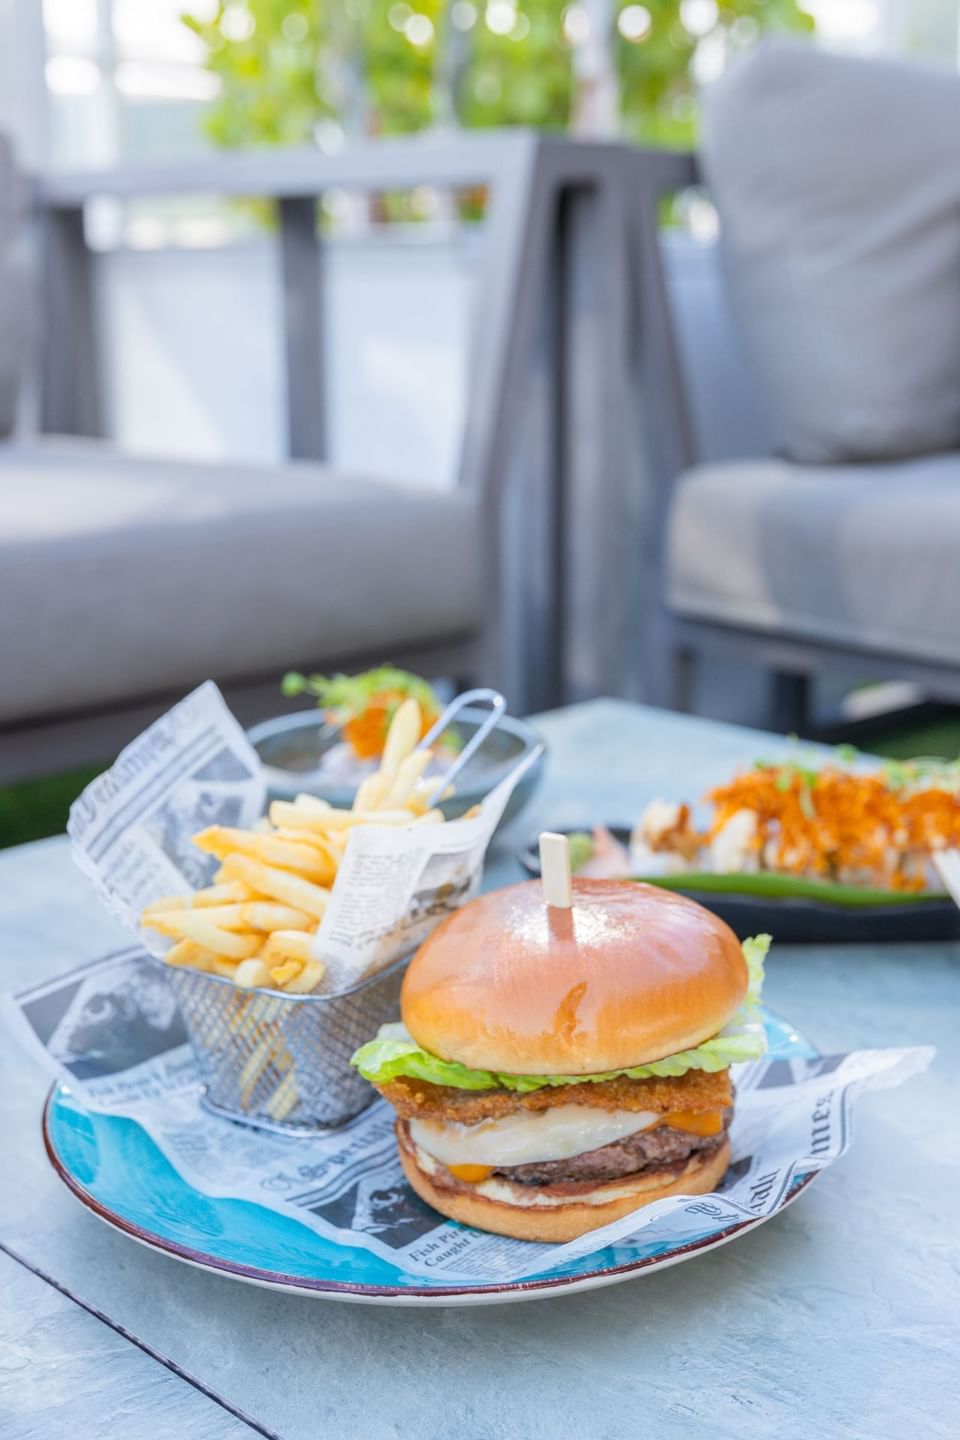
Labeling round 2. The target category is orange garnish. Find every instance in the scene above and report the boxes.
[448,1163,493,1183]
[658,1110,725,1137]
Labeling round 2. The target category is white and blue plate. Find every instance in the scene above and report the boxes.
[44,1012,817,1306]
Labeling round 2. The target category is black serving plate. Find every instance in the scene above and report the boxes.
[517,827,960,944]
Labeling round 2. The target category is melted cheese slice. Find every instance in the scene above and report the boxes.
[409,1105,660,1169]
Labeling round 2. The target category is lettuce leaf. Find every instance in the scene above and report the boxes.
[351,934,770,1093]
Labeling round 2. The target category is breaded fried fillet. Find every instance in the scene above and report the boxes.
[377,1066,733,1125]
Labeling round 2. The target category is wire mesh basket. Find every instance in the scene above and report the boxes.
[158,955,407,1133]
[149,691,514,1132]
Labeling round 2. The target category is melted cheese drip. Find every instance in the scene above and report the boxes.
[448,1164,494,1183]
[409,1105,660,1169]
[663,1109,723,1137]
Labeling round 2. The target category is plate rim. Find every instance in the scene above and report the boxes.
[42,1087,818,1306]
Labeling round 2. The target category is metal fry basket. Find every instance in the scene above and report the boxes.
[156,687,510,1135]
[159,955,407,1133]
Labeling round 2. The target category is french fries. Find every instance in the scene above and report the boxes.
[234,958,272,989]
[149,902,312,933]
[165,939,218,972]
[139,695,449,1001]
[352,772,387,813]
[379,697,422,783]
[264,1071,299,1121]
[142,910,263,959]
[216,855,331,921]
[142,883,249,915]
[193,826,337,885]
[269,959,304,988]
[383,748,432,809]
[278,959,326,995]
[259,930,315,966]
[268,801,417,831]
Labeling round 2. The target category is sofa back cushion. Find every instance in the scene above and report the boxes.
[701,41,960,465]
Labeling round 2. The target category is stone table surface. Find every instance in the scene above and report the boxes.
[1,699,957,1440]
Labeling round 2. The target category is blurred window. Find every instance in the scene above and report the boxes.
[41,0,221,167]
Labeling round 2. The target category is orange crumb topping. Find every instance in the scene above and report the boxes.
[708,766,960,891]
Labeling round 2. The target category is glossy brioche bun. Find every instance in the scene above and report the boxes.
[401,879,746,1076]
[398,1130,731,1242]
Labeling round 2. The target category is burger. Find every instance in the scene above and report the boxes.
[352,879,769,1242]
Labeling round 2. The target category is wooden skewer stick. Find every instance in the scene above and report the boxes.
[539,831,573,909]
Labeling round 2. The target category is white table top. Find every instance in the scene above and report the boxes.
[2,700,957,1440]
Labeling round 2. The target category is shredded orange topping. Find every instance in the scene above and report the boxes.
[707,764,960,890]
[341,693,438,760]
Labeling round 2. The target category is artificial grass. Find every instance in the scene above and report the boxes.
[0,763,105,849]
[861,718,960,763]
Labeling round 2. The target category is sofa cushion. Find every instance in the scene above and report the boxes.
[666,454,960,666]
[0,439,482,725]
[701,41,960,464]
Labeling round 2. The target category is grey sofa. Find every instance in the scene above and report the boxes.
[2,132,629,782]
[1,436,483,774]
[631,41,960,729]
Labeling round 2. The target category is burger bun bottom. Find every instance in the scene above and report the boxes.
[398,1134,731,1243]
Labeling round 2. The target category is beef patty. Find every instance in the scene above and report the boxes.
[400,1104,733,1194]
[495,1108,732,1186]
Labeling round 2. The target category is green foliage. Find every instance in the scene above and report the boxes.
[181,0,814,150]
[615,0,814,147]
[182,1,334,147]
[282,665,441,716]
[460,2,574,130]
[364,0,448,133]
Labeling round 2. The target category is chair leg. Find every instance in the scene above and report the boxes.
[770,670,810,735]
[643,609,696,714]
[670,646,697,714]
[645,638,696,713]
